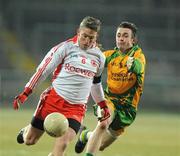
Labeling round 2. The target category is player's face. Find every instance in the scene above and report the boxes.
[77,27,97,50]
[116,27,134,52]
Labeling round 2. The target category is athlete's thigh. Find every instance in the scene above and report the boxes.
[109,107,136,135]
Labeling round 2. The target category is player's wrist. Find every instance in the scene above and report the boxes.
[23,87,32,96]
[97,100,107,108]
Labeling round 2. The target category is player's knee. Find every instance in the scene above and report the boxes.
[109,127,124,137]
[99,146,105,151]
[98,121,108,130]
[24,137,38,145]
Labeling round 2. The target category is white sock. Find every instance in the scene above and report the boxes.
[86,131,92,140]
[23,125,30,142]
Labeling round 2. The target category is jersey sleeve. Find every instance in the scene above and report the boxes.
[25,42,67,90]
[91,82,105,103]
[132,53,146,74]
[94,50,106,77]
[103,50,115,67]
[131,50,146,85]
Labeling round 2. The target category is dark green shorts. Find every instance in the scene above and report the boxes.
[109,104,136,131]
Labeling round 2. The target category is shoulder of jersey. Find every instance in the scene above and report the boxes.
[103,49,115,57]
[91,46,105,59]
[66,36,77,44]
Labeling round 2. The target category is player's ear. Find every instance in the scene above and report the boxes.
[133,37,138,45]
[132,36,138,45]
[77,28,80,35]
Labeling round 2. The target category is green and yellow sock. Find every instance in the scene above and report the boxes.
[80,129,89,143]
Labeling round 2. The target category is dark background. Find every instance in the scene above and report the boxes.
[0,0,179,112]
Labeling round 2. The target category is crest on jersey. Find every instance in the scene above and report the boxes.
[91,60,97,67]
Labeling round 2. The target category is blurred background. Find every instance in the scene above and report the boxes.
[0,0,180,112]
[0,0,179,156]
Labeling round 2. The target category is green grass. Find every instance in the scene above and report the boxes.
[0,108,179,156]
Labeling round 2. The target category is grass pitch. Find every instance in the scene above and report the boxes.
[0,108,179,156]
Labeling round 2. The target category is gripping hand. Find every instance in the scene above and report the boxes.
[13,87,32,110]
[126,57,134,70]
[97,101,110,122]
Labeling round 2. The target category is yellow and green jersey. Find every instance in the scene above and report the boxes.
[103,45,146,110]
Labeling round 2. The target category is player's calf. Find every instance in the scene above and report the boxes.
[99,128,124,151]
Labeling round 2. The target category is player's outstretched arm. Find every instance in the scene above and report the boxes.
[13,87,32,110]
[91,78,110,122]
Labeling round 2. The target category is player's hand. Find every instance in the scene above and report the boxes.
[13,94,27,110]
[126,57,134,70]
[97,101,110,122]
[13,87,32,110]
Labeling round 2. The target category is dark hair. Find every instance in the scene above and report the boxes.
[117,21,138,38]
[79,16,101,32]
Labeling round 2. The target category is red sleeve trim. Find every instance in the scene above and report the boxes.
[28,56,52,89]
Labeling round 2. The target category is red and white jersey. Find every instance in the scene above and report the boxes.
[25,36,105,104]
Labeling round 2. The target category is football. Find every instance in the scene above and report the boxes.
[44,112,69,137]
